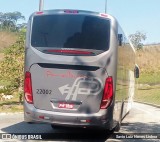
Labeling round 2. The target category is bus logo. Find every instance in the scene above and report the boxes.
[59,77,103,101]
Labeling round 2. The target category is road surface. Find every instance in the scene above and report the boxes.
[0,102,160,142]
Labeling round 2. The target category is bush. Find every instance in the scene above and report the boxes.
[0,32,25,102]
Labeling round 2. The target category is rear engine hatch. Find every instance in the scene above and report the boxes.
[30,63,106,113]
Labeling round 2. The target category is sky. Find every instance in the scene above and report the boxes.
[0,0,160,44]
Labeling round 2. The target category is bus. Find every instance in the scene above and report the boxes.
[24,9,139,131]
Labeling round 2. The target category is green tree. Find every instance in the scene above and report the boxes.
[0,31,25,102]
[0,11,25,31]
[129,31,147,50]
[17,23,27,31]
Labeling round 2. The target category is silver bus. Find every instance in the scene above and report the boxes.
[24,9,139,131]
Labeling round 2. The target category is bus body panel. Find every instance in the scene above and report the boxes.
[114,25,136,123]
[30,63,106,113]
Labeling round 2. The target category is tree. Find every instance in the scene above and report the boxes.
[0,11,25,31]
[129,31,147,50]
[17,23,27,31]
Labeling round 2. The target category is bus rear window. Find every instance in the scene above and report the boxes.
[31,14,110,51]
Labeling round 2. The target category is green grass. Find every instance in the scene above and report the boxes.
[0,80,10,86]
[134,71,160,105]
[0,104,23,113]
[135,87,160,105]
[137,72,160,85]
[0,93,23,113]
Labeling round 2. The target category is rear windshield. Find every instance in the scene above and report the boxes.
[31,14,110,51]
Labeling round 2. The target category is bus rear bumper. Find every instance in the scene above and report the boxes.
[24,101,113,130]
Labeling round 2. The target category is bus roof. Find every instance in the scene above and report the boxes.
[30,9,113,19]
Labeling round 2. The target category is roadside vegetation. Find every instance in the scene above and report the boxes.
[0,11,26,112]
[135,45,160,105]
[130,31,160,105]
[0,34,24,113]
[0,31,17,52]
[0,93,23,112]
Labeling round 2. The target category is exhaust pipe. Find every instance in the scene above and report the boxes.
[39,0,44,11]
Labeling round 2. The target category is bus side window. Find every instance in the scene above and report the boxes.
[118,34,123,46]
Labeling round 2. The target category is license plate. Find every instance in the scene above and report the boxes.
[58,103,74,109]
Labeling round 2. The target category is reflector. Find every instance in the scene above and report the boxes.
[39,116,44,119]
[36,11,44,15]
[64,10,78,14]
[100,13,108,18]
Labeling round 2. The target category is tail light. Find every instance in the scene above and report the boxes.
[45,49,93,55]
[100,13,108,18]
[64,10,79,14]
[36,11,44,15]
[24,71,33,104]
[100,77,113,109]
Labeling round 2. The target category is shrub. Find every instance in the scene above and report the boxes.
[0,32,25,102]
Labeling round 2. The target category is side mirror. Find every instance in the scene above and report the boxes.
[134,64,140,78]
[118,34,123,46]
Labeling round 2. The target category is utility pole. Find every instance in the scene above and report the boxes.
[39,0,44,11]
[105,0,107,13]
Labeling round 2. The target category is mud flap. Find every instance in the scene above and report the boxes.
[114,101,124,132]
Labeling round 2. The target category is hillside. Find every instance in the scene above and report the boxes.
[136,44,160,73]
[0,31,17,61]
[0,31,17,52]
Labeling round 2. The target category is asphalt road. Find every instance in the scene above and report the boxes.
[0,102,160,142]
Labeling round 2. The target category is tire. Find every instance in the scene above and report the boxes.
[27,122,34,124]
[51,124,63,129]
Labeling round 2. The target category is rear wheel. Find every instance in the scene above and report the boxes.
[27,122,34,124]
[51,124,63,129]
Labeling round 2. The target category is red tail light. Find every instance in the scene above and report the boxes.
[36,11,44,15]
[46,49,93,55]
[64,10,79,14]
[24,72,33,104]
[100,77,113,109]
[100,13,108,18]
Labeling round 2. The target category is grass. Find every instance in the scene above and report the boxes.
[0,31,17,52]
[0,31,17,64]
[0,80,11,86]
[136,45,160,73]
[135,86,160,105]
[0,103,23,113]
[133,45,160,105]
[137,72,160,85]
[0,93,23,113]
[135,71,160,105]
